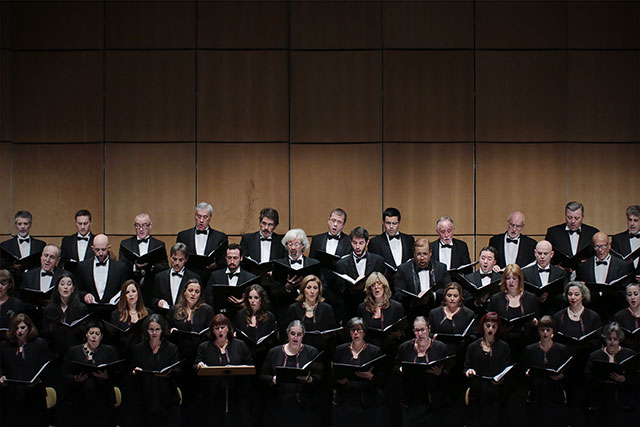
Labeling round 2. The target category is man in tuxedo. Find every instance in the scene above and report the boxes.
[488,211,537,269]
[176,202,228,283]
[335,226,386,320]
[205,244,257,307]
[368,207,415,270]
[545,201,599,262]
[239,207,287,263]
[60,209,94,269]
[463,246,502,312]
[522,240,567,315]
[153,242,199,310]
[309,208,352,258]
[0,210,46,272]
[76,234,128,304]
[119,213,168,305]
[429,216,471,270]
[21,244,63,292]
[393,238,450,317]
[611,205,640,281]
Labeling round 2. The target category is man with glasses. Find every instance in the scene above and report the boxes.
[119,213,168,305]
[489,211,537,269]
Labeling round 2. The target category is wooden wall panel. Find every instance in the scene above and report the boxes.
[291,51,381,142]
[5,0,103,49]
[0,143,11,235]
[290,144,382,236]
[105,143,195,236]
[106,0,195,49]
[290,1,381,49]
[567,143,640,236]
[477,52,567,142]
[383,51,474,142]
[383,143,474,236]
[383,1,473,49]
[197,51,289,142]
[196,143,290,236]
[11,52,103,143]
[198,1,288,49]
[12,144,104,236]
[569,1,640,49]
[1,50,10,141]
[476,1,567,49]
[568,52,639,142]
[106,51,195,142]
[476,143,568,237]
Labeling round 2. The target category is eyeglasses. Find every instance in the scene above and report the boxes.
[134,224,150,230]
[593,244,608,250]
[351,328,364,333]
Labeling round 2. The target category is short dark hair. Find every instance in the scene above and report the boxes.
[626,205,640,218]
[209,314,234,341]
[259,208,279,226]
[227,243,242,257]
[170,242,188,257]
[382,207,401,221]
[142,314,169,342]
[75,209,92,220]
[538,315,555,331]
[478,311,502,336]
[330,208,347,224]
[349,226,369,241]
[565,201,584,215]
[83,319,105,338]
[14,210,32,223]
[480,246,498,259]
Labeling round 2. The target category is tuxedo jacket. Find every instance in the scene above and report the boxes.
[488,233,537,269]
[309,232,352,259]
[576,256,633,284]
[176,227,228,265]
[522,264,567,288]
[612,230,638,258]
[0,236,46,269]
[118,236,169,276]
[152,268,200,308]
[60,233,94,264]
[335,252,386,280]
[429,238,471,269]
[204,268,257,306]
[240,231,287,262]
[76,257,129,304]
[368,232,415,269]
[544,223,599,258]
[20,267,64,291]
[393,259,451,305]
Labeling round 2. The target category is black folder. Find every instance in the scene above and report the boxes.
[0,247,42,271]
[271,262,322,284]
[476,364,515,384]
[555,327,602,345]
[171,327,210,337]
[366,316,407,340]
[186,242,227,270]
[333,354,387,380]
[529,355,574,378]
[71,359,125,374]
[237,328,277,346]
[500,312,536,328]
[434,317,476,343]
[241,257,274,276]
[610,246,640,263]
[103,320,144,338]
[590,353,640,380]
[4,361,50,384]
[138,359,183,375]
[46,312,92,329]
[275,351,323,383]
[19,286,56,306]
[314,251,341,270]
[119,245,167,266]
[209,275,263,312]
[524,277,566,297]
[459,275,502,298]
[551,245,594,270]
[400,355,457,375]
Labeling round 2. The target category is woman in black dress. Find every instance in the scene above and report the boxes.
[332,317,386,426]
[261,320,323,426]
[0,313,51,426]
[194,314,253,426]
[464,312,512,426]
[0,269,26,333]
[63,320,120,426]
[108,280,150,356]
[613,283,640,352]
[522,315,571,426]
[585,322,638,426]
[396,316,449,426]
[357,272,404,352]
[131,314,181,426]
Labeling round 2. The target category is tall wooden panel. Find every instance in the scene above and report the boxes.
[105,143,195,235]
[291,51,382,142]
[1,50,11,141]
[383,143,474,236]
[105,51,195,142]
[569,1,640,49]
[197,51,289,142]
[476,143,568,237]
[12,143,104,236]
[196,143,290,236]
[290,144,382,236]
[0,143,11,235]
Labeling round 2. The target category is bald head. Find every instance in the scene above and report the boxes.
[592,232,610,261]
[41,244,60,272]
[507,211,525,238]
[91,234,111,263]
[534,240,554,268]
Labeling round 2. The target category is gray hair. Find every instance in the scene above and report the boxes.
[195,202,213,216]
[565,201,584,215]
[626,205,640,218]
[436,216,454,231]
[601,322,625,343]
[286,319,305,335]
[564,281,591,303]
[281,229,310,251]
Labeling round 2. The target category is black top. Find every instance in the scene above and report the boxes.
[131,340,181,406]
[487,290,539,320]
[464,338,511,378]
[357,299,405,331]
[234,309,277,345]
[0,296,26,329]
[194,338,253,398]
[521,341,571,404]
[613,307,640,351]
[429,305,476,336]
[168,303,214,333]
[553,307,601,340]
[0,337,50,403]
[333,342,385,407]
[63,343,120,406]
[396,338,449,408]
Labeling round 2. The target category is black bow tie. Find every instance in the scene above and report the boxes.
[327,234,340,241]
[596,260,608,266]
[355,254,367,263]
[290,259,302,265]
[417,266,432,272]
[227,272,239,278]
[77,236,89,241]
[18,238,30,244]
[480,273,492,279]
[171,271,183,278]
[137,237,149,244]
[630,233,640,239]
[538,268,550,273]
[260,236,272,241]
[568,229,581,235]
[96,260,107,267]
[388,234,400,241]
[41,271,53,277]
[195,229,208,235]
[506,238,518,244]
